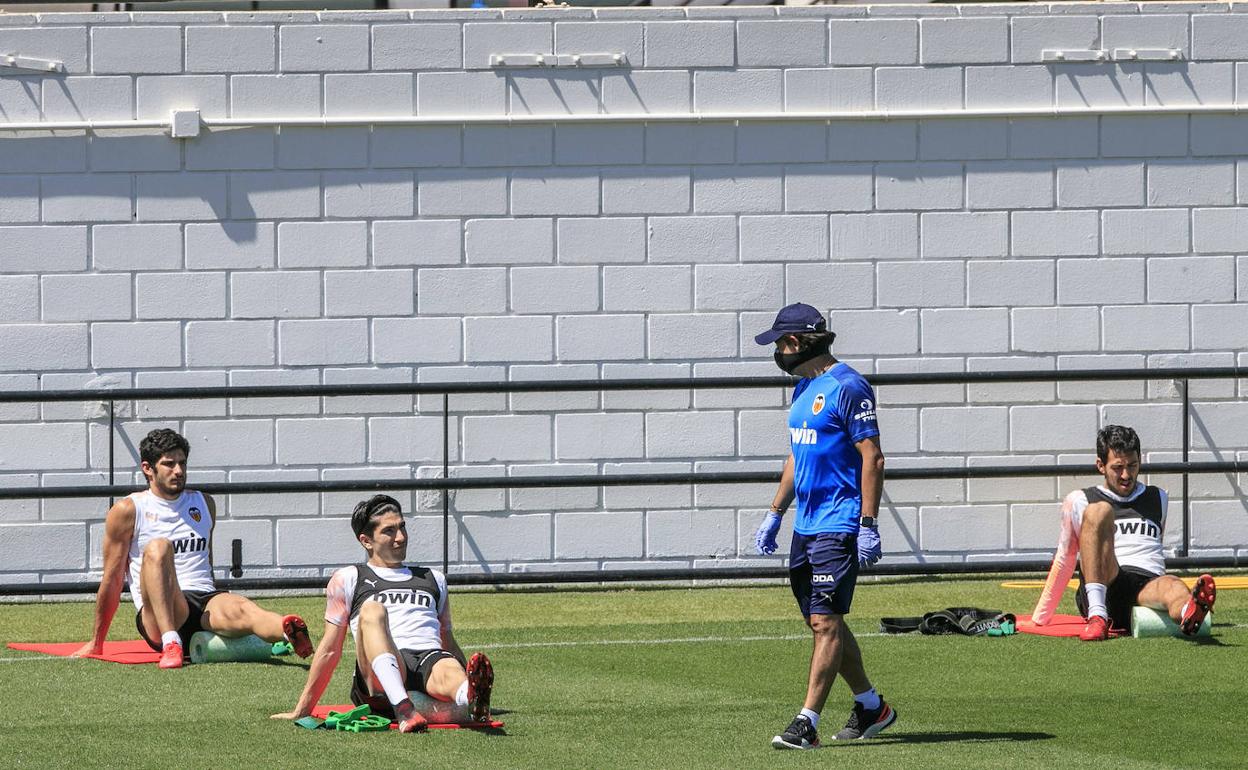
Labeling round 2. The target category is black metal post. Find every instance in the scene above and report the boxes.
[107,399,115,508]
[1181,378,1190,558]
[442,392,450,575]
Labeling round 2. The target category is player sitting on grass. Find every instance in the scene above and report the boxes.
[73,428,313,668]
[273,494,493,733]
[1032,424,1216,641]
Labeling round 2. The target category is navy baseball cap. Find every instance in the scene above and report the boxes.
[754,303,827,345]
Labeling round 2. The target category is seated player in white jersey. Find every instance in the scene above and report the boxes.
[72,428,314,668]
[273,494,494,733]
[1032,425,1216,641]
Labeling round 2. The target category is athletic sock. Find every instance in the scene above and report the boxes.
[1085,583,1109,619]
[454,680,470,707]
[854,687,881,712]
[370,653,409,707]
[799,708,820,728]
[160,631,181,648]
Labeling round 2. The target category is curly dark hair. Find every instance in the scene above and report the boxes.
[1096,425,1141,462]
[139,429,191,467]
[351,494,403,538]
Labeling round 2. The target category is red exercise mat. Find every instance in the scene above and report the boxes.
[1015,613,1126,638]
[311,704,503,730]
[7,640,160,664]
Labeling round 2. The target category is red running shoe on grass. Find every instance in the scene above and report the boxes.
[1180,574,1216,636]
[466,652,494,722]
[282,615,313,658]
[1079,615,1111,641]
[394,698,428,733]
[158,641,184,669]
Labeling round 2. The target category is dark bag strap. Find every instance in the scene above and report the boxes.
[879,617,923,634]
[920,607,1016,636]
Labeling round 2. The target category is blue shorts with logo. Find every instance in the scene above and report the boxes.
[789,531,859,617]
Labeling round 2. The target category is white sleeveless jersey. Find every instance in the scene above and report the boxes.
[1068,482,1168,577]
[127,490,216,611]
[324,564,450,651]
[1031,482,1168,625]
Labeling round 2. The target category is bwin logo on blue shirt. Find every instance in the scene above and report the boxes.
[790,422,818,445]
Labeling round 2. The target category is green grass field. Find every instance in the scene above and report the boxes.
[1,575,1244,769]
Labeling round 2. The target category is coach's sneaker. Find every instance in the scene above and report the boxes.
[771,715,819,750]
[833,699,896,740]
[394,698,428,733]
[158,641,184,669]
[1180,574,1217,636]
[466,652,494,722]
[1079,614,1111,642]
[282,614,314,658]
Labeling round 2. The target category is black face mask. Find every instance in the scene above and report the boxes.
[773,342,830,375]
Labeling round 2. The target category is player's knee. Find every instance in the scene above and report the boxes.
[143,537,173,561]
[358,601,388,625]
[809,613,842,636]
[1084,502,1114,528]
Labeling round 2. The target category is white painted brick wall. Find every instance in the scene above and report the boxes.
[1,6,1246,582]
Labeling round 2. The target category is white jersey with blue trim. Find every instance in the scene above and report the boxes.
[127,490,215,611]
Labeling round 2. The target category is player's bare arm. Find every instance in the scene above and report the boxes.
[855,436,885,520]
[272,618,349,720]
[441,621,467,666]
[72,497,136,657]
[771,453,796,513]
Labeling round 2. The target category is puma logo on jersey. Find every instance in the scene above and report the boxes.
[363,579,377,587]
[369,589,434,608]
[171,537,207,555]
[790,422,818,445]
[1117,519,1160,539]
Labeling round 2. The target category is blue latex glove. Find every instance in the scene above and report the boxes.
[755,512,782,555]
[858,522,882,568]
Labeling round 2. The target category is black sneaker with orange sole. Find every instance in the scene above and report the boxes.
[833,699,897,740]
[771,715,819,750]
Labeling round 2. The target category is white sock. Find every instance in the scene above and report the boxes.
[160,631,181,648]
[854,687,881,711]
[370,653,409,707]
[454,680,470,707]
[799,708,820,728]
[1085,583,1109,619]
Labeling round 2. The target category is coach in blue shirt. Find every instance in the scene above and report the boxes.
[754,303,897,750]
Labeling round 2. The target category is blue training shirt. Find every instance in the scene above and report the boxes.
[788,363,880,535]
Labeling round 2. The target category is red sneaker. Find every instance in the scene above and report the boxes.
[158,641,184,669]
[1180,574,1217,636]
[282,615,313,658]
[1079,615,1110,641]
[394,698,428,733]
[466,652,494,723]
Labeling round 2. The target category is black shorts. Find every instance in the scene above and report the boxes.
[789,531,859,617]
[135,589,225,651]
[1076,566,1159,631]
[351,648,458,717]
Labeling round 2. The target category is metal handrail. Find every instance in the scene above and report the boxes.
[0,365,1243,596]
[0,365,1242,403]
[0,461,1243,501]
[10,555,1243,597]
